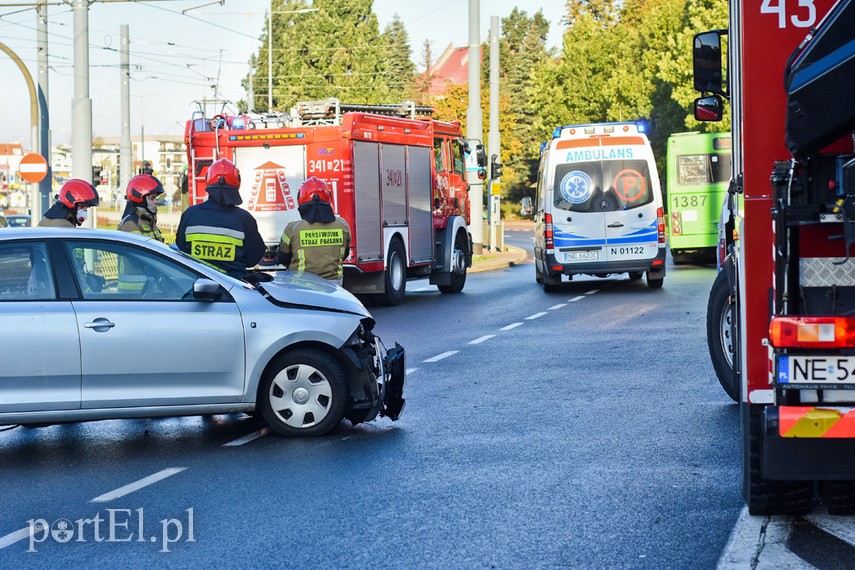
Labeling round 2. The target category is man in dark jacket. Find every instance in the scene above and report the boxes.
[38,179,99,227]
[175,158,265,279]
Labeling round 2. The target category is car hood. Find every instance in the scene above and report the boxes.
[257,271,371,318]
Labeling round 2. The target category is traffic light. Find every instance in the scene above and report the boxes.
[490,154,503,180]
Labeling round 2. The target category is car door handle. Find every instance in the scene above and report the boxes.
[607,222,624,228]
[84,319,116,329]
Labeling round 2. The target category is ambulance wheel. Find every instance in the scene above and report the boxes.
[646,271,664,288]
[542,272,561,292]
[744,404,814,515]
[707,269,738,401]
[258,348,348,437]
[535,262,544,283]
[438,232,467,294]
[381,239,406,306]
[820,481,855,515]
[628,271,643,280]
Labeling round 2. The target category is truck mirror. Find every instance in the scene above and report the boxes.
[694,95,723,122]
[476,144,487,168]
[693,31,726,95]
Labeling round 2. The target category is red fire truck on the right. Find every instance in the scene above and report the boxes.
[695,0,855,514]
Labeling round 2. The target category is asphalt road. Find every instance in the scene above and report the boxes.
[0,233,850,567]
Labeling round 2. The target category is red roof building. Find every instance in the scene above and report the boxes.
[424,44,481,97]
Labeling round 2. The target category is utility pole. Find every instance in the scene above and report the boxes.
[268,0,273,111]
[248,57,254,112]
[36,2,50,219]
[466,0,483,254]
[120,24,131,198]
[488,15,501,252]
[72,0,94,227]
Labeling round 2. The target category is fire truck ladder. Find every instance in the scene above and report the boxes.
[295,98,434,126]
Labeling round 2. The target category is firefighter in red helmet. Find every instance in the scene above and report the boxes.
[38,178,100,227]
[118,174,165,241]
[276,176,351,284]
[175,158,265,279]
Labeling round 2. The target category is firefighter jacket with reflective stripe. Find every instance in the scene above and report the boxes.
[38,203,76,227]
[175,200,265,279]
[276,217,351,282]
[118,207,163,242]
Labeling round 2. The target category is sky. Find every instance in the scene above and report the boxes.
[0,0,566,147]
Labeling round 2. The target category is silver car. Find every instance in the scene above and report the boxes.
[0,228,405,437]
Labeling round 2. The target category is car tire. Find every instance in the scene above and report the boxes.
[707,269,738,401]
[380,239,406,306]
[258,348,348,437]
[646,271,664,289]
[438,232,467,294]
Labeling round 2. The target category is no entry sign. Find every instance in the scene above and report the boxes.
[19,153,48,183]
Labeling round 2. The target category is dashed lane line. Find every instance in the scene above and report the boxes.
[223,427,271,447]
[500,322,523,331]
[90,467,187,503]
[406,368,419,375]
[585,289,600,295]
[469,335,496,345]
[423,351,458,363]
[548,303,567,310]
[569,296,585,302]
[525,312,547,320]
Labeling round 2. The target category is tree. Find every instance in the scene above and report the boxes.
[381,15,416,102]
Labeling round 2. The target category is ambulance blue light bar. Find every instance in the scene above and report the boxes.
[551,122,644,139]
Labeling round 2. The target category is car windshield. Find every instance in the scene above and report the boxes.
[553,159,654,212]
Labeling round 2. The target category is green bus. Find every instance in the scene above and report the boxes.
[666,132,731,264]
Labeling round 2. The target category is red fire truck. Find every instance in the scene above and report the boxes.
[695,0,855,514]
[184,98,477,305]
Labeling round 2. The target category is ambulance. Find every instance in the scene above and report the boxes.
[534,122,667,291]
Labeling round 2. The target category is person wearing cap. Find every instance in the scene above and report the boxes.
[276,176,351,285]
[175,158,265,279]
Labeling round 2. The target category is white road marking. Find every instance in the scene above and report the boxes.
[500,322,523,331]
[548,303,567,310]
[223,427,271,447]
[90,467,186,503]
[423,351,458,363]
[717,507,813,569]
[569,296,585,302]
[525,312,547,320]
[412,286,432,292]
[585,289,599,295]
[0,522,47,550]
[406,367,419,375]
[469,335,496,345]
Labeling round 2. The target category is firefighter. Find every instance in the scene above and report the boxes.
[117,174,165,241]
[38,178,100,227]
[175,158,265,279]
[276,176,351,284]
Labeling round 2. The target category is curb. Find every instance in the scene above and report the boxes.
[469,245,529,274]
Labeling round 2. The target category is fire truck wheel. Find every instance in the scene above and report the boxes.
[381,239,406,306]
[820,481,855,515]
[707,269,738,401]
[744,404,814,515]
[438,233,468,294]
[258,349,348,437]
[646,271,664,288]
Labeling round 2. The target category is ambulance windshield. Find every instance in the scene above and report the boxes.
[553,159,653,212]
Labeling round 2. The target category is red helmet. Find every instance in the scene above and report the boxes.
[126,174,165,203]
[206,158,241,188]
[297,176,331,205]
[58,179,99,209]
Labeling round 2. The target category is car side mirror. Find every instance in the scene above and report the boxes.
[694,95,723,122]
[193,278,221,301]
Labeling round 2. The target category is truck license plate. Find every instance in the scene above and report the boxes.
[778,356,855,384]
[566,251,598,262]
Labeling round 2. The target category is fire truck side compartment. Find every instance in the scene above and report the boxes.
[381,144,407,227]
[352,141,384,263]
[407,146,435,264]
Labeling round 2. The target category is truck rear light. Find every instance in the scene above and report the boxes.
[769,316,855,348]
[657,207,665,243]
[671,212,682,235]
[652,259,664,266]
[545,213,554,249]
[551,265,563,271]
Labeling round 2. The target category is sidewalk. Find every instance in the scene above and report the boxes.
[470,245,529,273]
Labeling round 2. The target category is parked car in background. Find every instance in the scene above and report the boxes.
[0,228,406,437]
[5,214,30,228]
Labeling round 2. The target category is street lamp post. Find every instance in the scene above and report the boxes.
[268,5,318,111]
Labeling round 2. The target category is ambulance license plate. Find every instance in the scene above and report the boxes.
[778,356,855,384]
[565,251,598,262]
